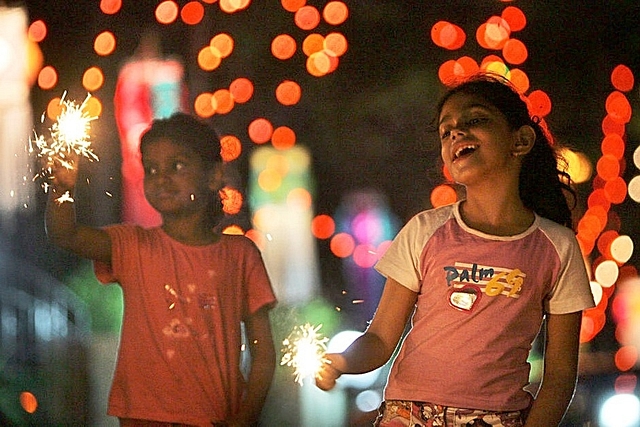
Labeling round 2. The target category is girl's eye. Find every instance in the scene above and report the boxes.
[145,166,157,175]
[440,129,451,140]
[468,117,488,126]
[174,161,186,171]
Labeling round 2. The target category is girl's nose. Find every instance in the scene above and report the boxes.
[450,128,465,140]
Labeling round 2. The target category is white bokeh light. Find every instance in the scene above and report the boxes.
[590,281,603,306]
[610,235,634,264]
[634,145,640,170]
[628,175,640,203]
[599,393,640,427]
[595,259,620,288]
[355,389,382,413]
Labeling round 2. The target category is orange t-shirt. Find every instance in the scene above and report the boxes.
[95,225,276,426]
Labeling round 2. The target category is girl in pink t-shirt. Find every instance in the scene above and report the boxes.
[46,113,277,426]
[316,73,594,427]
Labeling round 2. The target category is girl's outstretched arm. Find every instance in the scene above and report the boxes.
[229,305,276,426]
[524,311,582,426]
[45,157,112,263]
[316,278,417,391]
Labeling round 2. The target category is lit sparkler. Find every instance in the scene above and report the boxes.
[281,323,329,386]
[30,92,98,196]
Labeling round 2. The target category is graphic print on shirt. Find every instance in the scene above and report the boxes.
[444,261,526,312]
[161,269,219,357]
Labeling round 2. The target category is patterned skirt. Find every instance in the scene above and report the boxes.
[374,400,528,427]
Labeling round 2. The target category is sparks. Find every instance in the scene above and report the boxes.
[54,191,75,204]
[29,93,99,200]
[281,323,329,386]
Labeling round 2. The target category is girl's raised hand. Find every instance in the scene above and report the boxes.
[47,151,80,193]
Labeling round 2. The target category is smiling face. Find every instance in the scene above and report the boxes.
[142,137,217,217]
[438,91,523,188]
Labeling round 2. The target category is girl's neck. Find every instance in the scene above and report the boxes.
[459,195,534,236]
[161,216,219,246]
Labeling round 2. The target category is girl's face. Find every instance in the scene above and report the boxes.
[438,91,521,187]
[141,138,217,216]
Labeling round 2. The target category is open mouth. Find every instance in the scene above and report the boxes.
[453,144,478,161]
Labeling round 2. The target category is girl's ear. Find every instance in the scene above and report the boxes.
[207,163,225,192]
[512,125,536,157]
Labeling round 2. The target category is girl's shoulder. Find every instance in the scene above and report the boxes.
[218,233,261,251]
[408,202,458,227]
[535,215,578,241]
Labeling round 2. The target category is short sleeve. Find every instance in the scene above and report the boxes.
[541,221,595,314]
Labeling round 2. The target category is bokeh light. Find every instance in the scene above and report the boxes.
[527,89,552,117]
[82,66,105,92]
[210,33,234,58]
[19,391,38,414]
[271,126,296,150]
[302,33,324,56]
[295,5,321,30]
[431,21,466,50]
[248,118,274,144]
[94,31,116,56]
[155,1,179,24]
[628,176,640,203]
[599,394,640,427]
[595,259,620,288]
[37,65,57,90]
[323,1,348,26]
[430,184,457,208]
[194,92,215,118]
[180,1,205,25]
[312,214,335,239]
[229,77,254,103]
[197,46,222,71]
[212,89,234,114]
[220,135,242,162]
[276,80,302,105]
[100,0,122,15]
[501,6,526,31]
[560,148,592,184]
[281,0,306,13]
[28,19,47,42]
[502,38,527,64]
[610,235,634,264]
[272,34,297,60]
[611,64,634,92]
[330,232,355,258]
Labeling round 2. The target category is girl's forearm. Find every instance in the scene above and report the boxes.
[524,375,576,426]
[233,348,275,426]
[45,188,78,248]
[338,331,392,374]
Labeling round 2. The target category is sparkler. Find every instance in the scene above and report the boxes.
[281,323,329,386]
[30,92,98,198]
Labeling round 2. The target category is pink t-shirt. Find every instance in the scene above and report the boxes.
[94,225,276,426]
[375,201,594,411]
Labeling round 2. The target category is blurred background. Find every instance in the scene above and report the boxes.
[1,0,640,425]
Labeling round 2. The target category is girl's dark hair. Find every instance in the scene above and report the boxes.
[140,112,222,165]
[140,113,224,227]
[435,72,576,229]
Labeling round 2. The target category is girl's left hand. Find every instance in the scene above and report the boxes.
[315,353,345,391]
